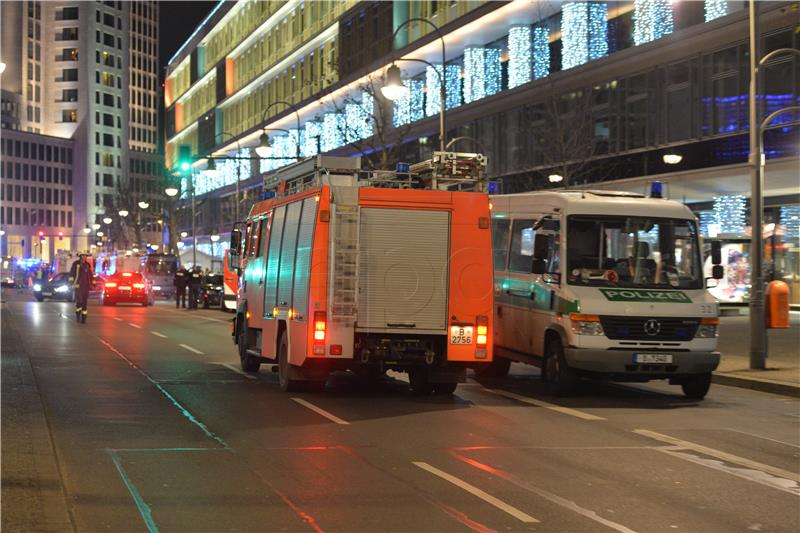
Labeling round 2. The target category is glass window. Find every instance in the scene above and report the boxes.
[277,202,302,309]
[508,219,535,273]
[292,198,318,319]
[491,218,511,270]
[264,206,286,314]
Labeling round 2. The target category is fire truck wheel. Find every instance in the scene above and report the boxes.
[433,381,458,395]
[544,338,577,397]
[238,320,260,373]
[474,357,511,378]
[278,331,303,392]
[408,368,435,395]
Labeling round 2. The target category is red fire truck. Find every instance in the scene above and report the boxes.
[230,154,493,394]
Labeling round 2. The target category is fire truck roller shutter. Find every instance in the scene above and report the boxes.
[358,208,450,333]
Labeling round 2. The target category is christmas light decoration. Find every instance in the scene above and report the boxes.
[464,47,486,103]
[508,26,532,89]
[633,0,674,46]
[485,48,501,97]
[704,0,727,22]
[197,148,251,195]
[562,3,608,70]
[588,3,608,61]
[713,195,746,235]
[322,112,345,152]
[425,64,462,117]
[303,121,322,156]
[533,26,550,80]
[780,206,800,243]
[698,211,716,237]
[393,79,424,127]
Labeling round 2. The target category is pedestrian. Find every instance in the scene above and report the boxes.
[187,265,202,310]
[69,253,94,323]
[174,266,188,308]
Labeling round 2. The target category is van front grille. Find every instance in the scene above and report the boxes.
[600,316,699,341]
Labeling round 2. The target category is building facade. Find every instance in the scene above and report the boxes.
[0,0,161,255]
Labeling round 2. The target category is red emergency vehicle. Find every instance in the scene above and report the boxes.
[230,154,493,394]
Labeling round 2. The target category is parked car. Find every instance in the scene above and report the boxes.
[102,272,154,306]
[199,273,224,309]
[33,273,74,302]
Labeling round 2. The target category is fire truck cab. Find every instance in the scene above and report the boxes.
[230,154,494,394]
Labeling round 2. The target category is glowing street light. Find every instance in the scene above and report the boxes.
[118,209,129,217]
[91,223,101,230]
[138,201,150,209]
[380,64,409,101]
[96,231,104,237]
[82,226,92,234]
[662,153,683,165]
[548,174,564,183]
[180,231,188,239]
[103,217,112,225]
[164,186,179,197]
[210,234,220,242]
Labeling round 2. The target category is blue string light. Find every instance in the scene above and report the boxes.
[698,211,716,237]
[393,79,424,127]
[704,0,728,22]
[303,121,321,156]
[562,3,608,70]
[508,26,532,89]
[633,0,674,46]
[780,206,800,244]
[588,3,608,61]
[464,47,486,103]
[713,195,746,235]
[198,148,251,195]
[426,64,462,117]
[533,26,550,80]
[322,112,345,152]
[485,48,501,97]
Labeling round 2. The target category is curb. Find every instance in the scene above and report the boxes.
[712,372,800,398]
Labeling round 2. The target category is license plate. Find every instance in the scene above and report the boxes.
[634,353,673,363]
[450,326,473,344]
[120,286,131,291]
[43,292,52,296]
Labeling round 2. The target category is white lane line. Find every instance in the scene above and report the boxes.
[722,428,800,449]
[212,362,256,380]
[113,317,123,322]
[291,397,349,425]
[151,331,167,338]
[484,388,606,421]
[413,462,539,523]
[179,343,204,355]
[634,429,800,483]
[128,322,142,329]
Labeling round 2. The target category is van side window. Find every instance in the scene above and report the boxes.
[491,219,510,270]
[508,219,535,272]
[291,197,318,319]
[264,206,286,314]
[276,201,302,308]
[536,219,561,274]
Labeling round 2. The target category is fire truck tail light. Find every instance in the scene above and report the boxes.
[314,311,326,343]
[330,344,342,355]
[476,315,488,347]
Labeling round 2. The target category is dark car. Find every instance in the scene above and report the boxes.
[33,272,74,302]
[198,274,224,309]
[102,272,154,306]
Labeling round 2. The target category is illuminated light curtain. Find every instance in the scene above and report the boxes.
[344,93,373,142]
[633,0,674,46]
[359,91,374,139]
[199,148,250,195]
[698,211,716,237]
[288,128,302,159]
[303,121,322,156]
[322,112,345,152]
[533,27,550,80]
[780,206,800,243]
[704,0,727,22]
[562,2,608,70]
[393,79,425,127]
[713,195,746,234]
[508,26,532,89]
[485,48,501,97]
[464,47,486,103]
[425,64,462,117]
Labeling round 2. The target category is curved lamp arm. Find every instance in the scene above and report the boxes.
[261,100,302,159]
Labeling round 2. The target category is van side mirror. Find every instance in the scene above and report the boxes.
[711,241,721,265]
[712,264,724,280]
[230,229,242,256]
[531,235,550,275]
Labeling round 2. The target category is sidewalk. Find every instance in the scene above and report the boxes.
[714,310,800,396]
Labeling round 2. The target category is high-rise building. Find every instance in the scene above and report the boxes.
[0,0,161,256]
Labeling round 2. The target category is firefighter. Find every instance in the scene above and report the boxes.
[69,254,94,323]
[173,266,188,308]
[187,265,203,310]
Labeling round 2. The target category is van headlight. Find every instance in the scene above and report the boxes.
[33,284,42,292]
[569,314,604,335]
[696,318,719,338]
[55,285,70,293]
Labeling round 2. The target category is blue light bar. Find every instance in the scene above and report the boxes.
[650,180,663,199]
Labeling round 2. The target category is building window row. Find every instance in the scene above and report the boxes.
[1,207,73,229]
[1,185,73,208]
[1,138,72,164]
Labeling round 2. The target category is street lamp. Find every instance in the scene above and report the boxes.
[82,226,91,234]
[210,233,220,242]
[180,231,188,239]
[97,231,104,237]
[164,186,179,197]
[548,174,564,183]
[662,153,682,165]
[103,217,112,225]
[118,209,129,217]
[258,100,302,160]
[255,128,290,158]
[382,17,448,152]
[91,223,101,230]
[138,201,149,209]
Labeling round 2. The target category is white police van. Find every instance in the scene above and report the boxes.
[487,187,723,398]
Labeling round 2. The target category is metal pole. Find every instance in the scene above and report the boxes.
[235,162,240,223]
[191,169,197,268]
[748,0,766,369]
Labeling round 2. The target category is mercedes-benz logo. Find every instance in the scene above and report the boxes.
[644,319,661,336]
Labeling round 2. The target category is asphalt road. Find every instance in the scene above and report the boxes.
[2,291,799,533]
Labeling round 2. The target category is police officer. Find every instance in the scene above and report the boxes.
[173,266,188,308]
[187,265,203,310]
[69,254,93,323]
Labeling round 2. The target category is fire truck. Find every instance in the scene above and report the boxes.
[229,153,493,394]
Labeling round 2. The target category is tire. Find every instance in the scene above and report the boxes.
[543,338,578,397]
[238,316,260,373]
[433,381,458,395]
[681,373,712,399]
[203,299,209,309]
[35,295,44,302]
[220,298,226,312]
[474,357,511,378]
[277,330,303,392]
[408,368,435,395]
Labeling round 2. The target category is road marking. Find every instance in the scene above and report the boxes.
[722,428,800,449]
[291,398,349,425]
[128,322,142,329]
[113,317,123,322]
[212,362,256,380]
[179,343,204,355]
[109,451,159,533]
[634,429,800,484]
[454,454,637,532]
[484,388,606,421]
[151,331,167,338]
[413,462,538,523]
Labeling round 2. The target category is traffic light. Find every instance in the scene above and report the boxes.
[58,231,64,240]
[177,144,192,172]
[38,230,44,239]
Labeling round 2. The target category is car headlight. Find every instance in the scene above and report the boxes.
[696,318,719,338]
[153,286,161,291]
[214,286,222,291]
[54,285,70,293]
[33,284,42,291]
[569,314,605,335]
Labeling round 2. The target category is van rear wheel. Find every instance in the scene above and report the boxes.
[475,357,511,378]
[408,368,435,395]
[544,338,577,396]
[277,331,303,392]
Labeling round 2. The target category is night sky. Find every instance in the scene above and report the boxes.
[158,1,217,71]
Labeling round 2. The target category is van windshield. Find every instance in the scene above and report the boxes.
[566,215,701,289]
[145,257,177,276]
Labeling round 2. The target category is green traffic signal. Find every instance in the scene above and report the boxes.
[176,144,192,173]
[180,161,191,171]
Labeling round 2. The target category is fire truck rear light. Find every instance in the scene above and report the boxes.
[314,330,325,341]
[273,306,278,317]
[477,325,488,335]
[314,311,326,344]
[313,346,325,355]
[330,344,342,355]
[477,334,488,346]
[476,315,488,347]
[475,348,487,359]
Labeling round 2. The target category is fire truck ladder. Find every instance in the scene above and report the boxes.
[329,187,360,325]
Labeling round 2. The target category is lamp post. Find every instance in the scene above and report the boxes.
[255,128,291,158]
[747,0,800,369]
[381,17,448,152]
[259,100,302,160]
